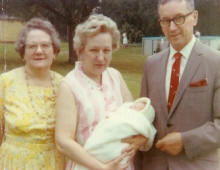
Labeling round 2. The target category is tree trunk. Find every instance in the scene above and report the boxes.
[67,24,77,64]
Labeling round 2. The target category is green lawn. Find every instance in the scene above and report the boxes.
[0,43,146,99]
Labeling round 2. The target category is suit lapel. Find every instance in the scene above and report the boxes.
[159,49,170,116]
[168,41,203,119]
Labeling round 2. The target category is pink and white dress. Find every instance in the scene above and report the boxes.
[64,62,134,170]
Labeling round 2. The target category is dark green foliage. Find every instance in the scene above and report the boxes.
[101,0,161,43]
[1,0,220,55]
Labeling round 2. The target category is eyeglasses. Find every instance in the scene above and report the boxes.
[159,11,194,27]
[26,42,52,51]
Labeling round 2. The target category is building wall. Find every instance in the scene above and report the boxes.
[142,36,220,56]
[0,19,23,42]
[142,37,169,56]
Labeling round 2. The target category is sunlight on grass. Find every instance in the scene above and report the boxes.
[0,43,146,99]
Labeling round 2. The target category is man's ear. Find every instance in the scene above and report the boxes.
[193,10,198,26]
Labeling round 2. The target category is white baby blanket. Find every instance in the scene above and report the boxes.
[74,97,156,170]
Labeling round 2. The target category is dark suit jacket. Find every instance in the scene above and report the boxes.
[135,40,220,170]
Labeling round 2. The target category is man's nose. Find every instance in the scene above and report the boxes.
[169,20,178,31]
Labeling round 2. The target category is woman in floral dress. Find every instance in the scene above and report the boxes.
[0,18,64,170]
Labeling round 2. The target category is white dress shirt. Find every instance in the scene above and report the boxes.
[165,36,196,101]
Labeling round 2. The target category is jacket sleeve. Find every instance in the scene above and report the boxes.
[134,61,149,170]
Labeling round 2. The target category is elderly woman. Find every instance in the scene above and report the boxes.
[0,18,64,169]
[55,14,148,170]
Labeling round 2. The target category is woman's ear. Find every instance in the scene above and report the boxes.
[79,55,83,61]
[78,47,84,61]
[53,54,56,60]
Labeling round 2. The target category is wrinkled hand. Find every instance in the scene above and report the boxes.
[156,132,183,156]
[121,135,148,158]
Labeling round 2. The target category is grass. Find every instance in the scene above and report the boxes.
[111,46,146,99]
[0,43,146,99]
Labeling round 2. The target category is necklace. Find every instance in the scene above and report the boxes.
[24,68,56,119]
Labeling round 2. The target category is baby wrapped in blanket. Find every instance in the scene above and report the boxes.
[74,97,156,170]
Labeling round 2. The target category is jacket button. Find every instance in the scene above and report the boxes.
[167,123,173,127]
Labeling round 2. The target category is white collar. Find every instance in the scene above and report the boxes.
[169,35,196,60]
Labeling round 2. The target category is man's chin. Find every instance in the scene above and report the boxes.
[170,40,184,50]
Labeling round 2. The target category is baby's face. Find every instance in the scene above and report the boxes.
[130,102,146,111]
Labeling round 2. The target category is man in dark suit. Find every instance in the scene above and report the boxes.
[135,0,220,169]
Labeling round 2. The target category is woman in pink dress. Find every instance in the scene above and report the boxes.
[55,14,148,170]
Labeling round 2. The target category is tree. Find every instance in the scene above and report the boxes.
[195,0,220,35]
[101,0,161,43]
[34,0,100,64]
[4,0,220,48]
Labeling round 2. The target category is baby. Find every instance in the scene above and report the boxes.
[74,97,156,170]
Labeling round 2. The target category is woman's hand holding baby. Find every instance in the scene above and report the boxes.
[121,135,148,158]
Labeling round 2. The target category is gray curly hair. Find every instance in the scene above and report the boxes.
[15,17,60,58]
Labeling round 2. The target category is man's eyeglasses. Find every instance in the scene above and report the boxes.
[159,11,194,27]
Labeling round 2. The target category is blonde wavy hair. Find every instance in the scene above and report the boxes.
[73,14,120,55]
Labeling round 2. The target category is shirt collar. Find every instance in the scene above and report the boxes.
[169,35,196,60]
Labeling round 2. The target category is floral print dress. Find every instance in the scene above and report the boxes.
[0,67,64,170]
